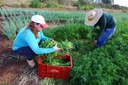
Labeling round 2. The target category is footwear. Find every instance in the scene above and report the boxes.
[27,59,36,67]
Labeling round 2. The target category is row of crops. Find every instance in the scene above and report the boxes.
[0,8,128,85]
[0,8,85,41]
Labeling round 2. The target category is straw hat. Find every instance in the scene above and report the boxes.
[31,15,49,28]
[85,9,103,26]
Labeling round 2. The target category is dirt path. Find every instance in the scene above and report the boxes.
[0,59,27,84]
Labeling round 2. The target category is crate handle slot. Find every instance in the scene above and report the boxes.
[50,69,59,73]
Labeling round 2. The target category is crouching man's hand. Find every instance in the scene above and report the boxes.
[92,40,97,47]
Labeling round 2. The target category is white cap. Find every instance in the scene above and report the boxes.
[31,15,49,28]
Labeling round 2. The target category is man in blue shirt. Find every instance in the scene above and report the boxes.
[12,15,62,67]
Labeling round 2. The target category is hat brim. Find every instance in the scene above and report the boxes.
[85,9,103,26]
[41,23,49,28]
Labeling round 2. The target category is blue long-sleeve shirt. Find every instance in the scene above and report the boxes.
[12,27,55,54]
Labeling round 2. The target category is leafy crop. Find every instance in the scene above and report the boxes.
[40,40,73,66]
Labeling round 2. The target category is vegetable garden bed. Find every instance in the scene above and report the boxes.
[1,8,128,85]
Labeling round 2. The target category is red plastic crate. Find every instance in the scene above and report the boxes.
[38,54,72,80]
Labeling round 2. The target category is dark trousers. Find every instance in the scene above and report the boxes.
[13,40,42,60]
[13,46,37,60]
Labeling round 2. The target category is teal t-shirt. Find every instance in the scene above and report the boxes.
[12,27,55,54]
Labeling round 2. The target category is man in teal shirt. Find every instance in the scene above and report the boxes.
[85,9,116,47]
[12,15,62,67]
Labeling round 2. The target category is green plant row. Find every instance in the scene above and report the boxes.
[0,8,85,41]
[0,8,85,22]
